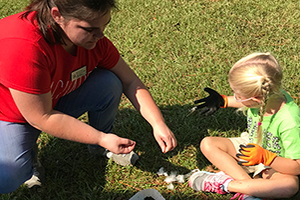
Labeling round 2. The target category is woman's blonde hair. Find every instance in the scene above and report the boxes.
[228,52,283,144]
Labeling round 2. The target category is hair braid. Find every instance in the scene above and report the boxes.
[256,77,271,145]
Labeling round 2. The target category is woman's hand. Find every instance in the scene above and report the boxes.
[101,133,136,154]
[153,122,177,153]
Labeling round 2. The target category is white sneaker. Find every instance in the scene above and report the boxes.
[189,170,233,194]
[24,155,45,189]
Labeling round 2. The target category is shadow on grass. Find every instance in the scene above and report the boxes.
[1,104,299,200]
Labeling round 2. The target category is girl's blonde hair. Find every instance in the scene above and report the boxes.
[228,52,283,144]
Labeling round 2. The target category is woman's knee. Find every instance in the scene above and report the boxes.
[94,68,123,96]
[90,69,123,109]
[106,70,122,92]
[106,71,123,102]
[86,69,123,131]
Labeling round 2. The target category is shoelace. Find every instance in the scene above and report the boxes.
[231,193,245,200]
[203,181,226,194]
[203,177,230,194]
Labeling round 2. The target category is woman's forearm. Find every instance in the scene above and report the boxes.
[123,78,165,128]
[31,110,105,146]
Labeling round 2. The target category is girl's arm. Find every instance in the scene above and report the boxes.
[270,157,300,175]
[269,124,300,175]
[110,56,177,153]
[227,96,244,108]
[269,126,300,175]
[191,88,244,116]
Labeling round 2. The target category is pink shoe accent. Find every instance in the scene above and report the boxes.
[231,193,244,200]
[202,174,232,194]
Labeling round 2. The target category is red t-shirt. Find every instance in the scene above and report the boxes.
[0,11,120,123]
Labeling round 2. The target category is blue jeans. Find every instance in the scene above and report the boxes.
[0,68,122,193]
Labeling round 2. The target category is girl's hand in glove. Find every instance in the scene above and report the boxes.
[236,143,277,166]
[191,87,227,116]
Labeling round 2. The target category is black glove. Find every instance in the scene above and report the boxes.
[193,87,227,116]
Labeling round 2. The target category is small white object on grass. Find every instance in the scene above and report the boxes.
[175,174,185,183]
[157,167,168,176]
[167,183,174,190]
[156,167,198,190]
[164,171,177,183]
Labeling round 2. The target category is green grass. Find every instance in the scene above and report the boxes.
[1,0,300,199]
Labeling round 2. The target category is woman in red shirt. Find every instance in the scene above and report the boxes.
[0,0,177,193]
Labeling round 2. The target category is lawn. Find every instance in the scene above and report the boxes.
[1,0,300,199]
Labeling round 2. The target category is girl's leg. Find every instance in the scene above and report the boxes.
[228,169,299,198]
[0,121,40,193]
[54,68,123,133]
[200,136,251,180]
[196,136,298,198]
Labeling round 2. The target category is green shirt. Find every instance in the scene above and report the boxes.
[247,90,300,159]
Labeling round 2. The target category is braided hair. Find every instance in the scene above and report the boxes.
[228,52,283,145]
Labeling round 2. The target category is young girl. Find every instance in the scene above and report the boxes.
[0,0,177,193]
[188,52,300,199]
